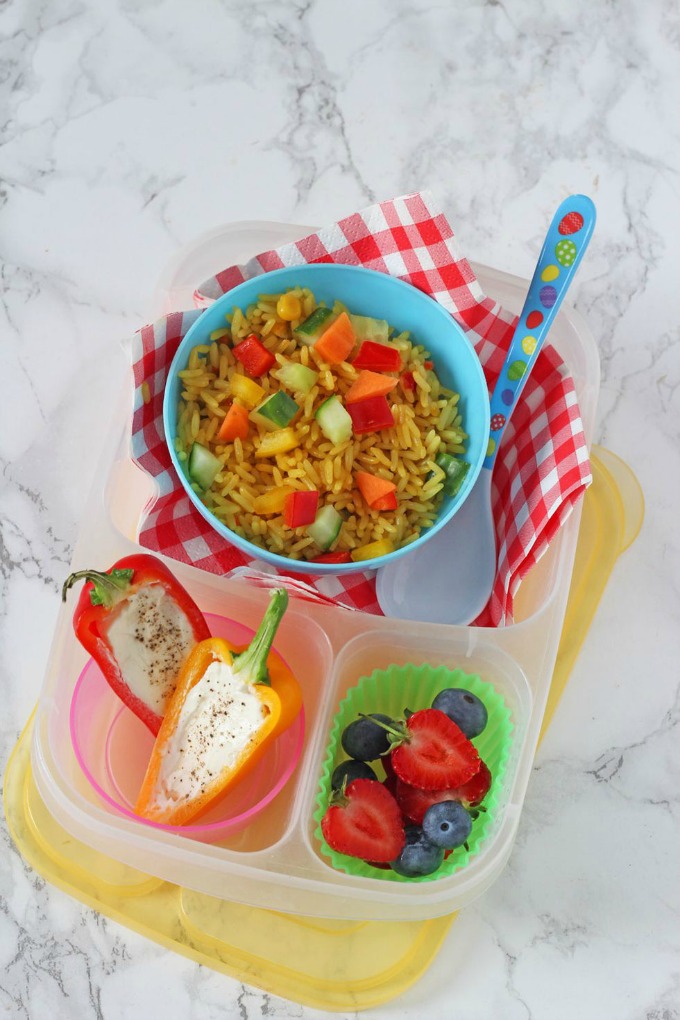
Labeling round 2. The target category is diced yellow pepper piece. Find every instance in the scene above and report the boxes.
[230,374,265,409]
[252,485,296,515]
[276,293,302,321]
[350,538,395,562]
[210,327,231,340]
[255,428,301,458]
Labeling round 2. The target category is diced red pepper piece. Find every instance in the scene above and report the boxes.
[310,550,352,564]
[284,490,320,528]
[371,490,398,511]
[352,341,402,373]
[345,394,394,434]
[401,371,416,392]
[233,334,276,377]
[424,360,433,370]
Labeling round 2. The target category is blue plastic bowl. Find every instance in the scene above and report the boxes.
[163,264,490,575]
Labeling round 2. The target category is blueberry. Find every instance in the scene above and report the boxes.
[431,688,488,738]
[331,759,378,790]
[390,826,444,878]
[341,714,393,761]
[422,801,472,850]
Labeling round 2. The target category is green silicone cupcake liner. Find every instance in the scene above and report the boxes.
[312,664,514,883]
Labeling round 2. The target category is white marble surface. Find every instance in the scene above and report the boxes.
[2,0,679,1017]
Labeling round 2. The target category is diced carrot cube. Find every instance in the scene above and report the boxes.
[313,312,356,365]
[218,402,249,442]
[355,470,398,509]
[344,370,399,404]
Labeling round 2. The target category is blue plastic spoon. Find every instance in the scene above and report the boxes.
[376,194,596,625]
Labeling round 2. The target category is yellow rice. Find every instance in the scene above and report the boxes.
[176,287,467,560]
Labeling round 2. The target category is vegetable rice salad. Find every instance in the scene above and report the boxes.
[174,286,470,563]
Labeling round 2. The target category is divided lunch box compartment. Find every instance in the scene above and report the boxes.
[6,444,643,1012]
[27,222,603,924]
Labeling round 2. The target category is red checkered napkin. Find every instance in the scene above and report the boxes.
[129,192,591,625]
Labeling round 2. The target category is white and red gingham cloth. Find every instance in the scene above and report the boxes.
[129,192,591,626]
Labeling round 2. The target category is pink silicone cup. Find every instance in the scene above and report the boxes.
[69,612,305,843]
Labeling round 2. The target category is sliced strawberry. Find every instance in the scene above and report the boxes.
[390,709,481,790]
[453,760,492,807]
[395,778,457,825]
[395,760,492,823]
[321,779,406,863]
[382,771,399,799]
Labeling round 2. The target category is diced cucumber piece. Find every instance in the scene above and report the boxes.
[187,442,222,491]
[435,453,471,497]
[294,306,335,345]
[276,361,319,395]
[315,395,353,444]
[349,314,389,343]
[250,391,299,431]
[307,505,343,551]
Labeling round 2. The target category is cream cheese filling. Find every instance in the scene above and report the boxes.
[105,584,196,714]
[152,658,266,810]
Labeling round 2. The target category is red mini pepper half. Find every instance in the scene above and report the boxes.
[233,334,276,377]
[62,554,211,735]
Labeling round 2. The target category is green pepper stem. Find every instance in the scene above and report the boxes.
[232,588,289,686]
[61,568,135,608]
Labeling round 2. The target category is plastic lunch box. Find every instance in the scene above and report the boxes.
[4,222,644,1006]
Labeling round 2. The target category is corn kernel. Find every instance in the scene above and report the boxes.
[277,293,302,321]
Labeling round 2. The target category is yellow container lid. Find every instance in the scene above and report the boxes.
[3,446,643,1013]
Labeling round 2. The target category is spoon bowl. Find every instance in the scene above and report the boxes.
[376,195,596,625]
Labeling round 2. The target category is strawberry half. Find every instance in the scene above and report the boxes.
[453,760,492,807]
[395,778,457,825]
[394,759,492,825]
[321,779,406,863]
[389,709,481,790]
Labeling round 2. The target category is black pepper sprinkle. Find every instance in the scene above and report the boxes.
[118,586,194,698]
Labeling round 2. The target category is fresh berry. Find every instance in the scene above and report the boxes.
[341,713,394,761]
[390,825,444,878]
[321,779,405,863]
[422,801,472,850]
[395,759,492,823]
[331,759,378,790]
[381,753,396,782]
[453,760,492,807]
[431,688,488,738]
[395,778,459,826]
[388,709,481,790]
[382,771,399,799]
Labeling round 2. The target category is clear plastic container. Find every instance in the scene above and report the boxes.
[27,222,603,923]
[4,445,643,1011]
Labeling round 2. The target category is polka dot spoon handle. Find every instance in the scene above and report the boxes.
[484,194,596,469]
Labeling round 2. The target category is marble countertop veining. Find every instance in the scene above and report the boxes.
[2,0,679,1018]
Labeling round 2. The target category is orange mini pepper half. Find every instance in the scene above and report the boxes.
[135,589,301,826]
